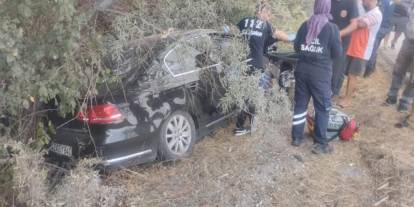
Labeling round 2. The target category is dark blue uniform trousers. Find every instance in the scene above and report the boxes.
[292,72,332,145]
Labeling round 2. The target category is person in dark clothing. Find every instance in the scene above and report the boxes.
[330,0,359,98]
[384,0,410,48]
[292,0,342,154]
[384,0,414,112]
[365,0,395,77]
[237,2,289,72]
[234,0,290,136]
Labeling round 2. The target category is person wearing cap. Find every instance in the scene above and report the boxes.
[291,0,342,154]
[234,0,291,136]
[384,0,414,112]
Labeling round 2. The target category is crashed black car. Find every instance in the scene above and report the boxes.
[46,29,298,170]
[46,30,238,169]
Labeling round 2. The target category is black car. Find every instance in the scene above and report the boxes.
[46,29,299,170]
[46,30,237,169]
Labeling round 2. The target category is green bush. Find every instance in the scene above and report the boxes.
[0,0,107,140]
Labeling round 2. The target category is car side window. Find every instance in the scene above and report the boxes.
[164,41,201,77]
[163,35,221,77]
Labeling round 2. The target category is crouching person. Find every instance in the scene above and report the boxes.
[292,0,342,154]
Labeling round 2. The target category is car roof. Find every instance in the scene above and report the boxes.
[126,29,223,47]
[106,30,219,75]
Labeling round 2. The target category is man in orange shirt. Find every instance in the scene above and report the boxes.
[338,0,383,107]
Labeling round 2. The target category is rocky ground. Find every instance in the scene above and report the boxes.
[106,36,413,207]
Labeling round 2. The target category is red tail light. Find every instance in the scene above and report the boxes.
[77,104,123,124]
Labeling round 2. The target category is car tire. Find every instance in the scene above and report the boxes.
[158,111,196,161]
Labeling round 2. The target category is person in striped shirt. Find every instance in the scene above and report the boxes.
[337,0,383,108]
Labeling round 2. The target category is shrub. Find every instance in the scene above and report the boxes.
[51,159,124,207]
[0,0,106,141]
[10,142,124,207]
[12,142,48,206]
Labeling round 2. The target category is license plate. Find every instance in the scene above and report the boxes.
[49,142,72,157]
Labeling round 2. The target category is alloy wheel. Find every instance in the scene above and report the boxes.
[165,114,192,155]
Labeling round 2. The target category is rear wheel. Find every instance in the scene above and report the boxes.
[158,111,196,161]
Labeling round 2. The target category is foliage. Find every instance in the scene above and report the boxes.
[0,0,310,139]
[0,143,14,207]
[218,54,292,129]
[109,0,225,63]
[11,142,124,207]
[0,0,106,139]
[13,142,48,206]
[0,0,312,206]
[51,159,124,207]
[109,0,302,129]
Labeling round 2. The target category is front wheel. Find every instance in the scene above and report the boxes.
[158,111,196,161]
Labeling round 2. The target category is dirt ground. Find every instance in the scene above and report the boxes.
[106,38,414,207]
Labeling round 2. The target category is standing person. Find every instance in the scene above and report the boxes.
[234,0,290,136]
[365,0,395,77]
[331,0,360,99]
[291,0,342,154]
[337,0,383,108]
[384,0,410,48]
[384,0,414,112]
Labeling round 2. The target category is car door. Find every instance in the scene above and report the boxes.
[162,34,227,128]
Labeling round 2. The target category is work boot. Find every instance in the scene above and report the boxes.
[311,143,333,154]
[291,138,303,147]
[384,96,397,106]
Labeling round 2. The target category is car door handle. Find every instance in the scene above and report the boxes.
[186,82,198,92]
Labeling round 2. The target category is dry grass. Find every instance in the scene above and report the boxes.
[102,44,414,207]
[50,159,125,207]
[336,48,414,207]
[12,142,48,207]
[105,124,374,207]
[6,142,124,207]
[3,2,413,207]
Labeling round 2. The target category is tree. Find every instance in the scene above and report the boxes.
[0,0,105,140]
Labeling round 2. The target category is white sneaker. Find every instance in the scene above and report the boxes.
[234,127,251,136]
